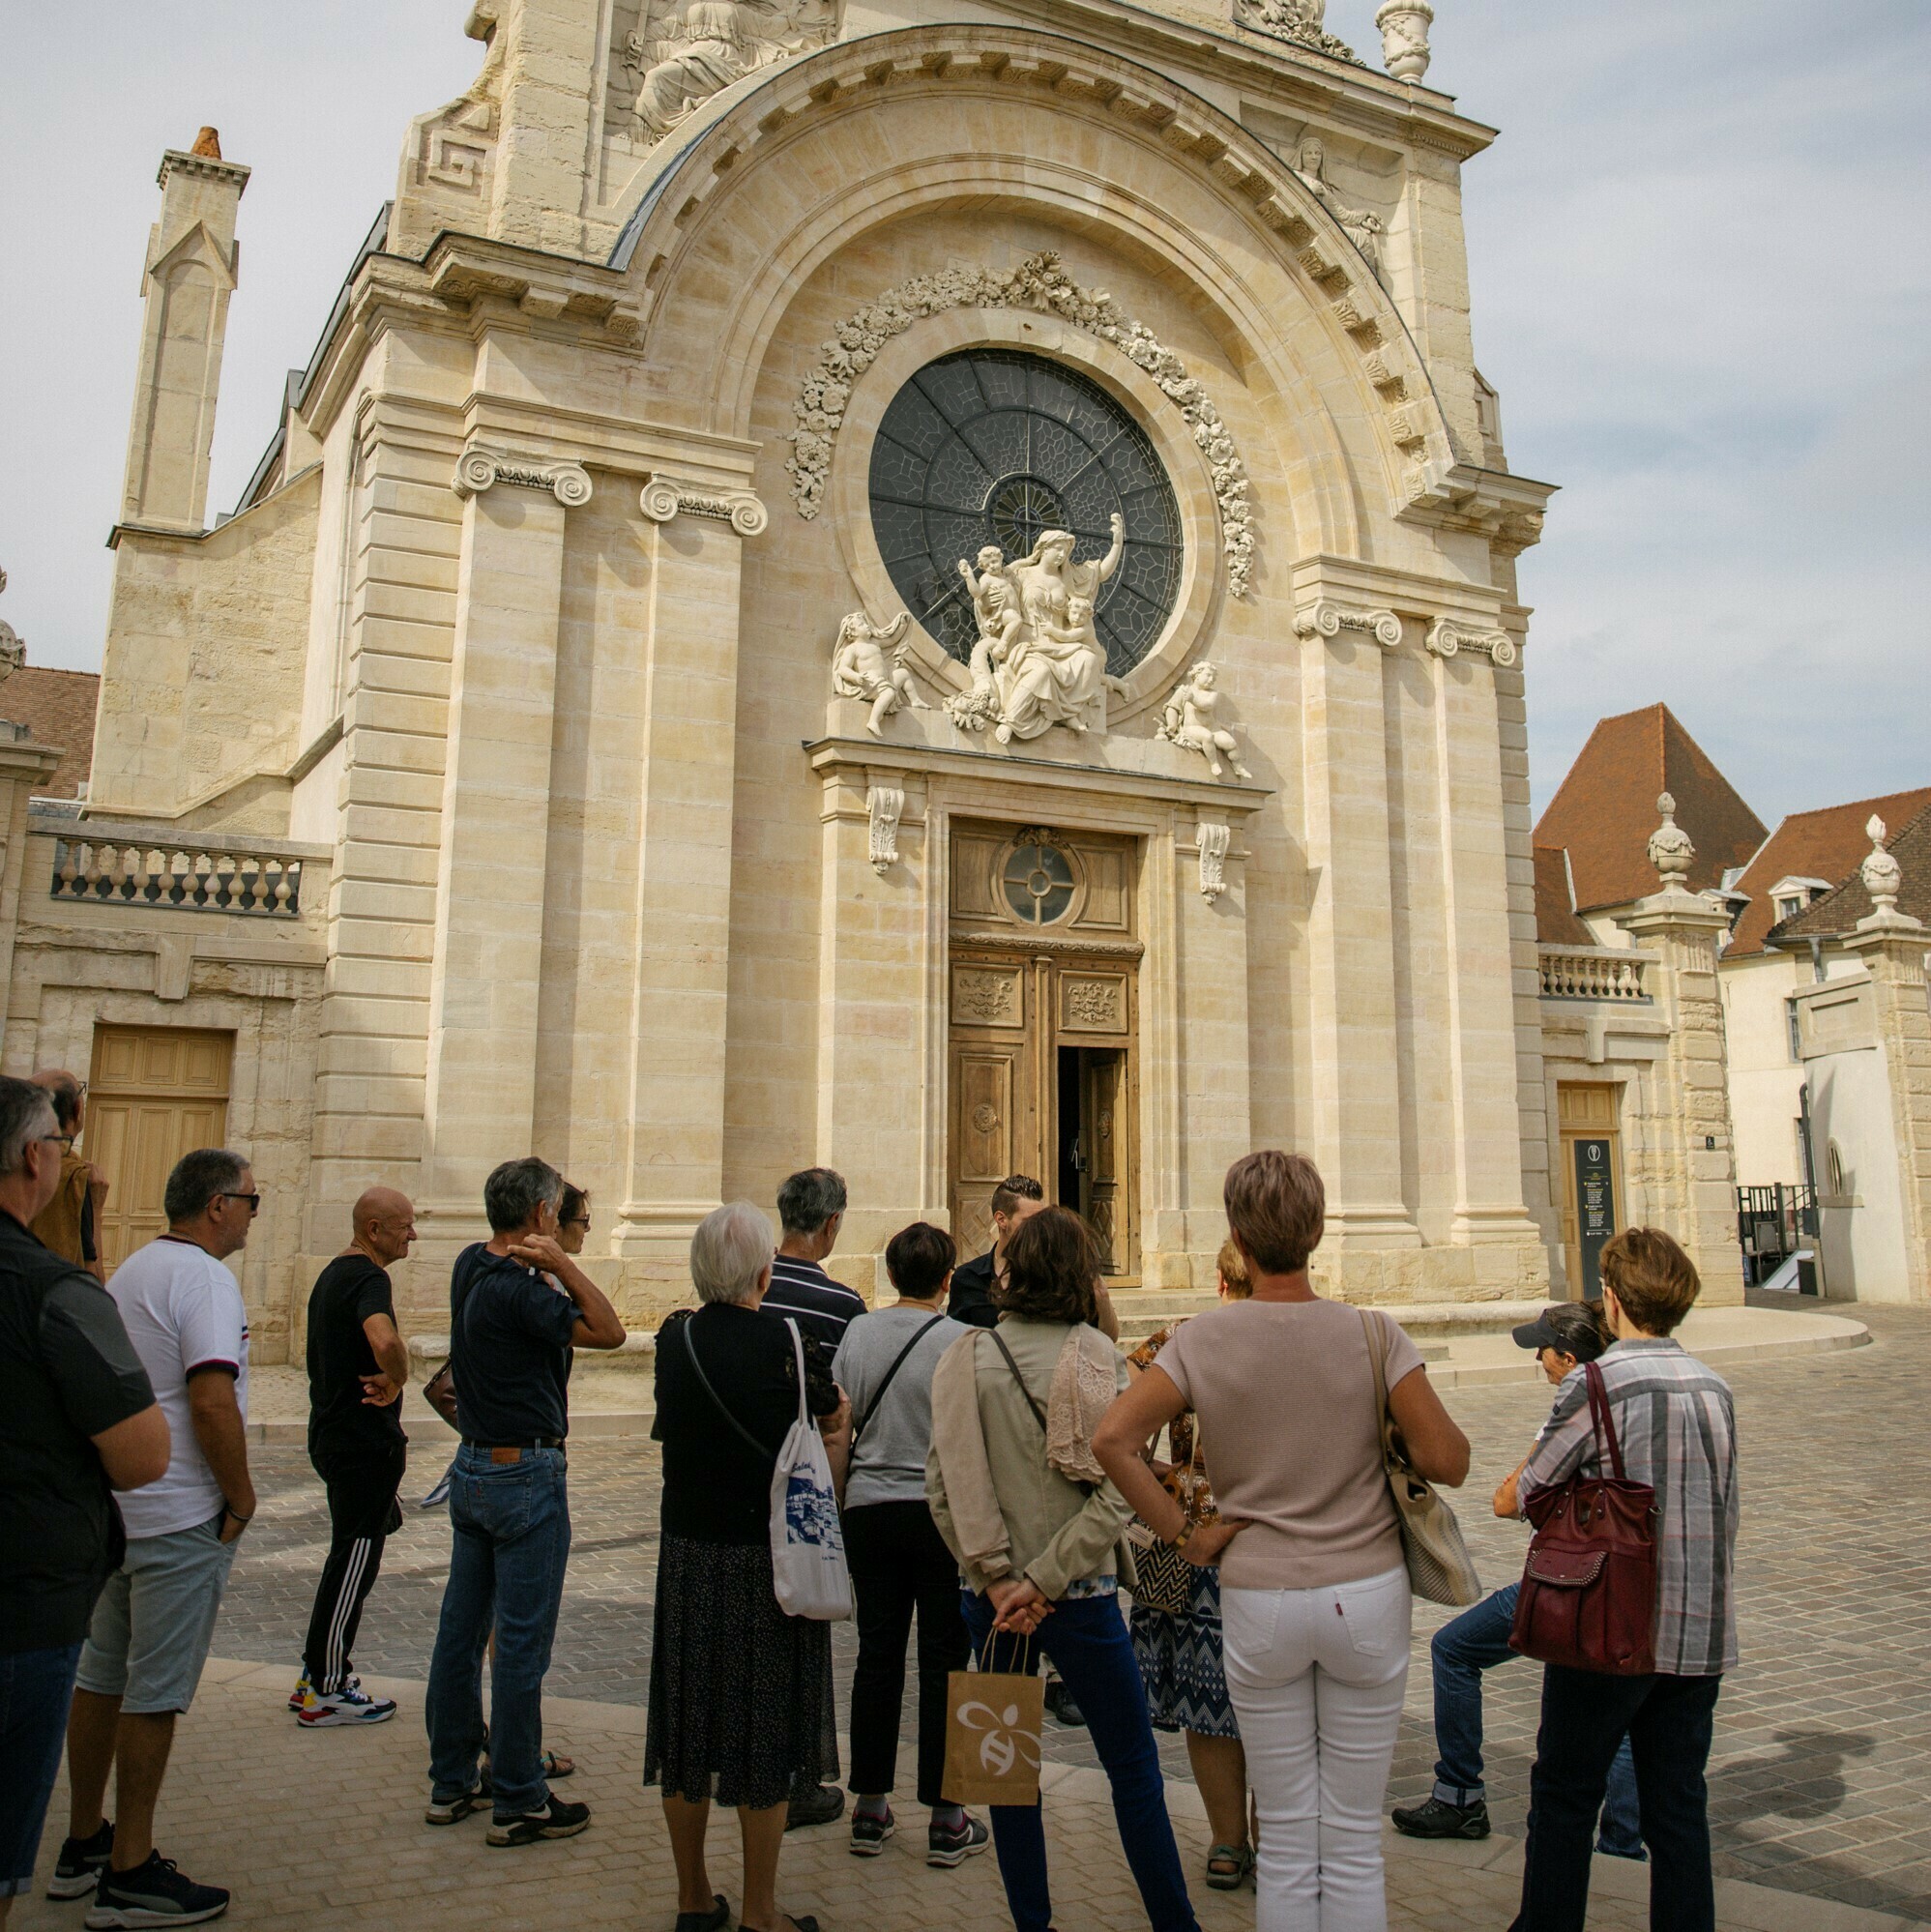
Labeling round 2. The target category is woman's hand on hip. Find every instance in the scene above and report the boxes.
[1182,1518,1250,1567]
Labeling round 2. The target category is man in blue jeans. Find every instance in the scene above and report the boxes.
[424,1158,625,1847]
[1391,1302,1644,1859]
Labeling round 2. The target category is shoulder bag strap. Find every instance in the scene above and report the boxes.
[784,1317,810,1430]
[1583,1360,1627,1481]
[984,1327,1049,1435]
[1359,1307,1395,1461]
[851,1315,948,1449]
[679,1317,774,1461]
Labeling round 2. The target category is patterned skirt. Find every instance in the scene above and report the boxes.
[644,1532,839,1810]
[1129,1564,1240,1740]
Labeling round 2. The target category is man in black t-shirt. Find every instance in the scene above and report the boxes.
[292,1187,417,1727]
[0,1075,166,1917]
[946,1175,1045,1329]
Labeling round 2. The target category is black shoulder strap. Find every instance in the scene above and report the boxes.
[851,1315,948,1448]
[985,1328,1048,1435]
[679,1317,774,1460]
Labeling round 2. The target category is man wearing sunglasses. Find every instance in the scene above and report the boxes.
[55,1149,258,1926]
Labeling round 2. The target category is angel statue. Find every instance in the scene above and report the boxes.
[831,609,929,738]
[1157,661,1252,779]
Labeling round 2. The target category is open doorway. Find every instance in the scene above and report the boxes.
[1058,1045,1129,1275]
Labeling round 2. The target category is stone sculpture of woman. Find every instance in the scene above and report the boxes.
[988,516,1125,743]
[1293,138,1385,278]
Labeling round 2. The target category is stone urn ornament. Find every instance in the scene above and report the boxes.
[1647,793,1695,889]
[1860,816,1903,918]
[1376,0,1434,81]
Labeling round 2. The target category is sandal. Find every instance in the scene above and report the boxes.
[479,1749,575,1781]
[1205,1842,1253,1890]
[675,1896,730,1932]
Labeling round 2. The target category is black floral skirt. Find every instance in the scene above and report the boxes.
[644,1532,839,1810]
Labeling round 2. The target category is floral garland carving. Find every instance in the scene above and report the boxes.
[786,251,1256,599]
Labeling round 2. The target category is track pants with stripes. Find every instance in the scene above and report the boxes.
[303,1444,407,1694]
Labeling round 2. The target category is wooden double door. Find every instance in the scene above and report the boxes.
[948,823,1139,1278]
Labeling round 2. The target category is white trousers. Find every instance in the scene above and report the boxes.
[1221,1566,1412,1932]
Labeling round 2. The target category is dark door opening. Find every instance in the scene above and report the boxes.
[1057,1044,1128,1273]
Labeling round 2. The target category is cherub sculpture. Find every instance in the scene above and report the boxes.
[949,547,1018,729]
[1157,661,1252,779]
[831,609,929,738]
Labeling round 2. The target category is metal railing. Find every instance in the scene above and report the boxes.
[1737,1183,1818,1290]
[1537,945,1651,1003]
[49,829,307,918]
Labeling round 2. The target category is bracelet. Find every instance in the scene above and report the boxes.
[223,1507,253,1525]
[1169,1518,1194,1552]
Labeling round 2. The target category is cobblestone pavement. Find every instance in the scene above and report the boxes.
[191,1307,1931,1922]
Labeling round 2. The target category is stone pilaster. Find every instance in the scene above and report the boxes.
[1294,600,1419,1260]
[1425,628,1543,1267]
[1621,885,1743,1304]
[417,449,589,1240]
[607,479,765,1279]
[1842,917,1931,1302]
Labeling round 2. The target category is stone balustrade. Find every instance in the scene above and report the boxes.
[48,822,309,918]
[1537,944,1653,1003]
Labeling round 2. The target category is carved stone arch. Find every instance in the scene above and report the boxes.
[604,25,1458,530]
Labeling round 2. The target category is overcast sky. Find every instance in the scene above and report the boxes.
[3,1,1924,825]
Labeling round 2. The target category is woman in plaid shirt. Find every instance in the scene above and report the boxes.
[1509,1228,1740,1932]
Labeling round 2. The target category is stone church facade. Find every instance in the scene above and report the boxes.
[7,0,1751,1355]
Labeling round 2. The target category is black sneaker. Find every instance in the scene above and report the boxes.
[927,1813,991,1868]
[424,1787,486,1827]
[47,1820,114,1899]
[784,1782,845,1830]
[486,1793,591,1847]
[84,1851,229,1926]
[1044,1680,1086,1728]
[849,1805,894,1857]
[1390,1795,1491,1840]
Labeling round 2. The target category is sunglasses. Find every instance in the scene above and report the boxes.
[217,1191,263,1214]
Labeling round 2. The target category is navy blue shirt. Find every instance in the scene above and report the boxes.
[946,1249,1000,1329]
[450,1245,578,1445]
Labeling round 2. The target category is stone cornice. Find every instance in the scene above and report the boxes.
[157,148,250,192]
[1398,461,1556,552]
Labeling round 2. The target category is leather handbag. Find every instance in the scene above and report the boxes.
[1509,1361,1659,1675]
[1126,1413,1207,1618]
[1360,1310,1482,1607]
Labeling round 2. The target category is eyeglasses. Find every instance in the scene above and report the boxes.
[38,1132,71,1151]
[563,1215,591,1230]
[217,1192,262,1214]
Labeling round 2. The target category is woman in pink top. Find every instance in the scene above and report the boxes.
[1095,1153,1470,1932]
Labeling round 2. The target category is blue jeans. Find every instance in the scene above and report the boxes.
[962,1590,1198,1932]
[425,1446,571,1818]
[0,1642,83,1895]
[1430,1583,1643,1858]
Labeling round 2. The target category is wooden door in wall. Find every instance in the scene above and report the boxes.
[1557,1082,1622,1301]
[949,822,1140,1280]
[87,1026,233,1273]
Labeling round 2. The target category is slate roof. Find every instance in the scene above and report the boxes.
[1534,844,1595,945]
[1727,786,1931,957]
[1770,801,1931,947]
[1535,704,1767,913]
[0,665,100,801]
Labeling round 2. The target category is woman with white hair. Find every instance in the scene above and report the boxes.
[646,1200,850,1932]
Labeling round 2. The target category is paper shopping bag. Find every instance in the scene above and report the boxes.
[942,1641,1045,1807]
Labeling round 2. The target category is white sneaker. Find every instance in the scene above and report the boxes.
[297,1682,398,1727]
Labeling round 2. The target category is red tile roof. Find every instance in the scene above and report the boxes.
[2,666,99,801]
[1534,844,1594,945]
[1753,796,1931,951]
[1534,704,1767,913]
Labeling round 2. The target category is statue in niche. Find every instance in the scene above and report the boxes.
[831,609,929,738]
[1157,662,1252,779]
[626,0,837,144]
[947,517,1127,744]
[1292,137,1385,278]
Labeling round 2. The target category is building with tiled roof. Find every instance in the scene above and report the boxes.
[0,663,101,801]
[1535,704,1767,917]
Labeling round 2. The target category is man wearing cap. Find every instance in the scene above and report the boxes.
[1389,1301,1644,1859]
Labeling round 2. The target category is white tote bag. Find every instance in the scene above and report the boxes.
[769,1318,855,1622]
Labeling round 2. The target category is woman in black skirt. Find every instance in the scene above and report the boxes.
[647,1200,849,1932]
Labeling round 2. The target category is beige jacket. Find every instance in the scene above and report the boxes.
[925,1317,1136,1602]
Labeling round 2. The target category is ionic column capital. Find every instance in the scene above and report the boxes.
[1292,600,1402,649]
[1425,618,1517,668]
[452,445,593,508]
[640,473,769,538]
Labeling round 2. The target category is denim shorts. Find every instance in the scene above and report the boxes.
[0,1642,83,1895]
[75,1515,236,1716]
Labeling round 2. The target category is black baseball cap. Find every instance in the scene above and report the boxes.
[1511,1306,1577,1353]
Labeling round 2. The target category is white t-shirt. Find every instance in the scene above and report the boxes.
[109,1236,250,1540]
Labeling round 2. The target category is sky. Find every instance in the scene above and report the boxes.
[2,0,1925,826]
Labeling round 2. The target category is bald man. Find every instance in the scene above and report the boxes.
[293,1188,417,1725]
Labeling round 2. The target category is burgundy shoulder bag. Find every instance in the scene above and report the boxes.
[1508,1361,1660,1676]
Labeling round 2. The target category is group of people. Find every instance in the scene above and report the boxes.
[0,1068,1741,1932]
